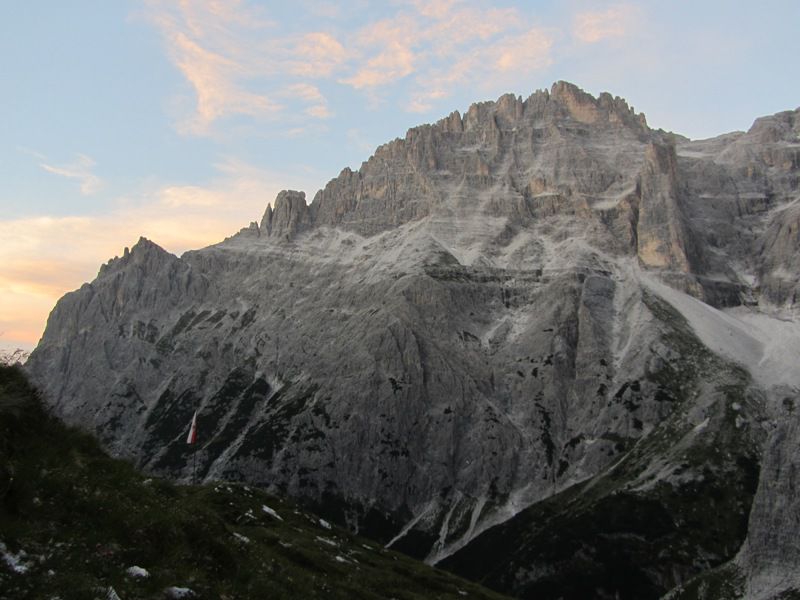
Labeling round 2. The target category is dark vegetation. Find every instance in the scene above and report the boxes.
[0,365,509,600]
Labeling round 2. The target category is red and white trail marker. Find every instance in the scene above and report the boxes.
[186,411,198,445]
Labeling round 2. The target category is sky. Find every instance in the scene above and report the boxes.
[1,0,798,352]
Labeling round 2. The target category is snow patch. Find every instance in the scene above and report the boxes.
[126,565,150,578]
[725,308,800,390]
[640,271,800,390]
[261,504,283,521]
[428,495,488,564]
[385,501,435,549]
[165,587,196,599]
[0,541,31,574]
[105,588,122,600]
[426,493,463,564]
[233,532,251,544]
[318,518,332,530]
[316,536,338,547]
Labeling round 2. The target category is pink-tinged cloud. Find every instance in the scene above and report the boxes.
[291,32,348,78]
[404,22,553,112]
[339,4,553,109]
[145,0,284,134]
[302,2,341,19]
[143,1,555,127]
[406,0,462,19]
[341,41,417,89]
[170,31,281,134]
[282,83,333,119]
[423,7,521,51]
[145,1,345,134]
[491,29,553,72]
[573,5,639,44]
[306,104,333,119]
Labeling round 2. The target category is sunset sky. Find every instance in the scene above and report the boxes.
[2,0,798,352]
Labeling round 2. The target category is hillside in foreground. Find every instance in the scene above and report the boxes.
[0,365,509,600]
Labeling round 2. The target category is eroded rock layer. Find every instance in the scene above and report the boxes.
[28,82,800,599]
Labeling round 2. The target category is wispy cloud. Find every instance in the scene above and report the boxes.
[339,3,553,109]
[573,5,640,44]
[301,2,342,19]
[39,153,102,195]
[405,0,462,19]
[143,1,349,134]
[170,30,281,134]
[282,83,333,119]
[17,146,47,161]
[290,32,348,78]
[144,0,283,134]
[342,40,416,89]
[141,0,556,131]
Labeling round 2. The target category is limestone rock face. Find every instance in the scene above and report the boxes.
[735,406,800,600]
[756,200,800,305]
[27,83,800,600]
[636,142,694,271]
[309,81,653,240]
[260,190,311,240]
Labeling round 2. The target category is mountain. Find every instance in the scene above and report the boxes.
[0,364,509,599]
[26,82,800,599]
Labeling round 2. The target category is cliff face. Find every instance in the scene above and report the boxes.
[27,82,800,599]
[308,83,650,239]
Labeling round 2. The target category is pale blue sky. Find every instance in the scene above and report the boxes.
[1,0,798,350]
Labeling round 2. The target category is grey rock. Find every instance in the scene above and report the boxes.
[736,400,800,599]
[261,190,311,240]
[756,199,800,305]
[26,83,800,599]
[636,142,696,273]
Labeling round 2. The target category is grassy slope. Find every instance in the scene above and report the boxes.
[0,365,509,600]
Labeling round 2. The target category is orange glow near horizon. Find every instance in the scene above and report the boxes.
[0,164,287,352]
[0,223,238,352]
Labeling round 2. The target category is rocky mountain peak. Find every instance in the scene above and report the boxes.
[301,82,659,240]
[746,107,800,142]
[25,83,800,600]
[128,236,170,260]
[550,80,604,124]
[550,80,648,132]
[98,236,173,278]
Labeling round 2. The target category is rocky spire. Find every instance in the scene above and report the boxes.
[261,190,311,240]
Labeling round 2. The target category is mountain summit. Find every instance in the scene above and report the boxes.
[27,82,800,599]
